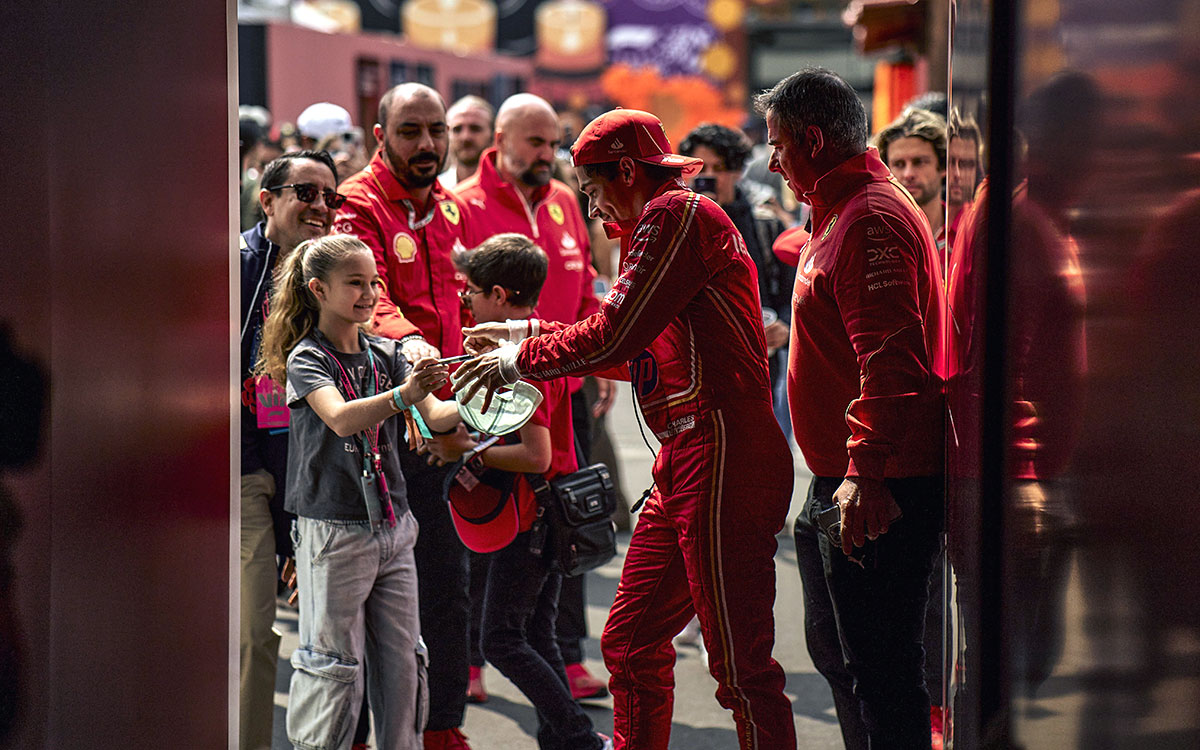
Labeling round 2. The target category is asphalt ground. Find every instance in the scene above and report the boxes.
[269,381,842,749]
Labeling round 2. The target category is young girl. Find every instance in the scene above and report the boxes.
[257,233,461,750]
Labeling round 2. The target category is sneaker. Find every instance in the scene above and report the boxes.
[930,705,944,750]
[423,727,472,750]
[597,732,614,750]
[467,664,488,703]
[566,662,609,700]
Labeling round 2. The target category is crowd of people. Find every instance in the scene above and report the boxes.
[239,66,976,750]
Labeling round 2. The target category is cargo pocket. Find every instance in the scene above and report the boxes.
[414,637,430,734]
[286,647,360,750]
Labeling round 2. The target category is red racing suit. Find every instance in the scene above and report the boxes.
[513,183,796,750]
[788,148,946,482]
[334,151,471,357]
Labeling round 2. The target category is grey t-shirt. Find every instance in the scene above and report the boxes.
[284,331,411,521]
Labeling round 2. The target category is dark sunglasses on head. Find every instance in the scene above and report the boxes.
[269,183,347,209]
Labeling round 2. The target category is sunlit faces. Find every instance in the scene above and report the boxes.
[261,158,337,251]
[376,92,449,189]
[574,164,635,224]
[448,106,493,167]
[688,144,738,205]
[312,250,383,326]
[947,136,980,206]
[497,108,560,190]
[886,136,945,208]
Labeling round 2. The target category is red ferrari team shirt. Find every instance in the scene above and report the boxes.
[512,376,578,531]
[335,151,471,356]
[788,148,946,480]
[456,148,600,327]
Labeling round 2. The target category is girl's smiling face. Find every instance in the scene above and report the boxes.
[312,250,382,325]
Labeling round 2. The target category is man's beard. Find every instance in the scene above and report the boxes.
[518,161,553,188]
[909,181,940,207]
[385,142,444,188]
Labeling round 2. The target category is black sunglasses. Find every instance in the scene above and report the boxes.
[269,183,347,209]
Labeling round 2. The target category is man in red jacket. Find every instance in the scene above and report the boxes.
[757,68,945,749]
[455,92,612,700]
[333,82,476,750]
[453,108,796,750]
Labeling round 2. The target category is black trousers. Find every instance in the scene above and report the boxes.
[794,475,944,750]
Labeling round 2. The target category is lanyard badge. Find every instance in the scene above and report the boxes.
[318,332,397,529]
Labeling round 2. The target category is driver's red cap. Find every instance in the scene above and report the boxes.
[571,109,704,178]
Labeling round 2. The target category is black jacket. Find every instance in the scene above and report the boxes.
[240,222,294,555]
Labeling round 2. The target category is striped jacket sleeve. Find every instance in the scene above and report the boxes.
[516,194,711,379]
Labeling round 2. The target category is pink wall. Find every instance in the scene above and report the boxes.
[266,21,536,128]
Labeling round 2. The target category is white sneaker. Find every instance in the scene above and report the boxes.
[597,733,613,750]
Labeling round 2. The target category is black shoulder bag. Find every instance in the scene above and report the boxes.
[525,458,619,577]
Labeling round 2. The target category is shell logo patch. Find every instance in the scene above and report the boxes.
[548,204,565,225]
[439,200,461,226]
[820,214,838,241]
[393,233,418,263]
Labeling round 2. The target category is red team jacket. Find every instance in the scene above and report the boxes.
[788,148,946,480]
[456,149,600,327]
[514,184,775,442]
[334,152,471,356]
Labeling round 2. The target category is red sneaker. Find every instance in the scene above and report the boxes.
[930,705,944,750]
[423,727,472,750]
[467,664,488,703]
[565,662,608,700]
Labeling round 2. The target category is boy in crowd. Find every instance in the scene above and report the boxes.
[428,233,611,750]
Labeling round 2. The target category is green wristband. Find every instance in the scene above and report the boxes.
[391,386,408,412]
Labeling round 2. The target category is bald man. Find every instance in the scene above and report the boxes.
[333,82,477,750]
[456,93,615,701]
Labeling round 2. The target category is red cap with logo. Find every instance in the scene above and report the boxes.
[442,456,520,553]
[571,109,704,178]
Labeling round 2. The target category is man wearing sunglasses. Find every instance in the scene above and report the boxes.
[333,82,478,750]
[238,149,339,750]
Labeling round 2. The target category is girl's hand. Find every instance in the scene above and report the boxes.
[401,358,449,403]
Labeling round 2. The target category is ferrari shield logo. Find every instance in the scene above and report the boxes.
[548,204,565,225]
[393,233,418,263]
[820,214,838,241]
[439,200,461,225]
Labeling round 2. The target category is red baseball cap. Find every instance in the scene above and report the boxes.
[571,109,704,178]
[442,458,520,553]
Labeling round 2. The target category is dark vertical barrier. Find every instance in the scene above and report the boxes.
[978,0,1017,742]
[0,1,233,747]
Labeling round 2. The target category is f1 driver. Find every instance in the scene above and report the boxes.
[451,109,796,750]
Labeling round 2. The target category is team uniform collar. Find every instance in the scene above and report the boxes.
[367,151,453,229]
[803,147,891,209]
[367,151,450,210]
[602,178,687,239]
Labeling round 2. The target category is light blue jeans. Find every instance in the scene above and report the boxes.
[287,512,427,750]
